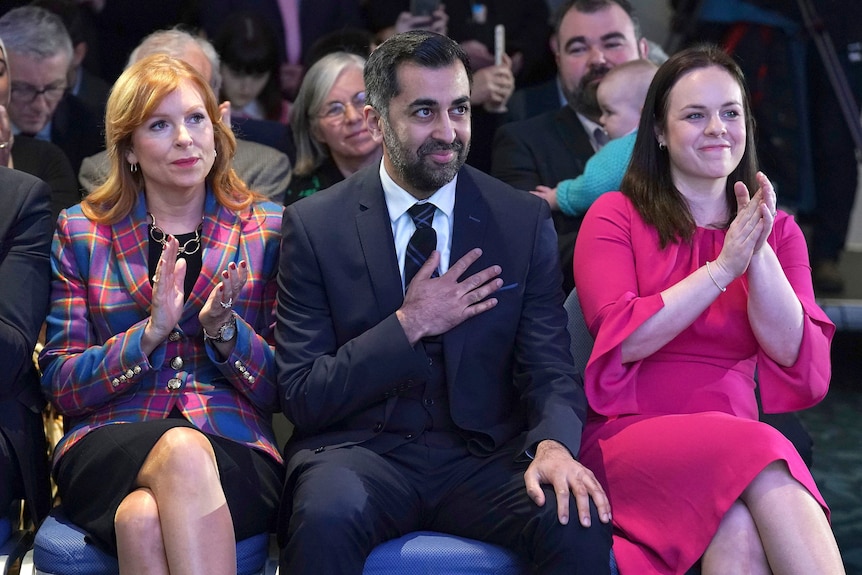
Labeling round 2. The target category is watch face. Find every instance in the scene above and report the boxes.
[220,323,237,341]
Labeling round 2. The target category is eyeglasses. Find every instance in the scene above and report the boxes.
[316,91,366,121]
[10,82,67,104]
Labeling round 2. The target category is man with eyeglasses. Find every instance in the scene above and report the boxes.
[0,6,103,176]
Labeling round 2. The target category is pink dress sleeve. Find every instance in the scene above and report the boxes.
[573,192,664,415]
[757,214,835,412]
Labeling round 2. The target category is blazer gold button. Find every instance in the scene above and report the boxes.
[111,378,120,387]
[167,378,182,391]
[134,365,142,374]
[169,331,182,342]
[170,356,184,370]
[125,369,134,379]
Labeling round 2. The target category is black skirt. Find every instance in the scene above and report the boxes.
[55,418,284,555]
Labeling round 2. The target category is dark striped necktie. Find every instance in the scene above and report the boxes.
[404,202,437,289]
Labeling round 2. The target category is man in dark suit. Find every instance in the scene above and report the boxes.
[491,0,648,292]
[275,30,612,575]
[0,6,103,176]
[0,167,52,531]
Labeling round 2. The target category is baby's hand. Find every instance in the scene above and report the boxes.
[530,185,559,211]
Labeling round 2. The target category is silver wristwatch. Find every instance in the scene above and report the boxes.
[203,312,237,343]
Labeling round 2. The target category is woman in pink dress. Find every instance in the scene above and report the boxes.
[573,45,845,574]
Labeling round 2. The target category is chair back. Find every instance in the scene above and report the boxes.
[564,288,594,376]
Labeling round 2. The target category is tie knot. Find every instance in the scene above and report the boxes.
[408,202,437,229]
[593,126,609,148]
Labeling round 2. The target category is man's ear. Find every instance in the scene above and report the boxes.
[639,38,650,61]
[72,42,87,68]
[364,106,384,143]
[219,101,232,125]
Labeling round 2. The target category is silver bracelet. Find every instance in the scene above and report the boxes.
[705,260,726,293]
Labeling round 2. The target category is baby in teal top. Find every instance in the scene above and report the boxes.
[532,59,657,216]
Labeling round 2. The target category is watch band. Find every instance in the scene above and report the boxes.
[203,312,237,343]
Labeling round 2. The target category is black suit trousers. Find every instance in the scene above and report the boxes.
[278,435,612,575]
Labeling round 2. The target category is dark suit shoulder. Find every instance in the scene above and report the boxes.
[504,79,561,123]
[496,106,579,142]
[0,163,49,193]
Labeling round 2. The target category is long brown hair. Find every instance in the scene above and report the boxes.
[621,44,759,248]
[83,54,261,224]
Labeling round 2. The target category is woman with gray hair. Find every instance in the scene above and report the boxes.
[284,51,381,205]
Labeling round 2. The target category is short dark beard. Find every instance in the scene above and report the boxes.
[573,64,611,121]
[382,119,470,195]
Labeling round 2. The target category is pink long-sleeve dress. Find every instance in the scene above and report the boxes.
[573,191,835,574]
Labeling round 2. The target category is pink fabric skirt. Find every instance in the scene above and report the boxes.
[579,411,829,575]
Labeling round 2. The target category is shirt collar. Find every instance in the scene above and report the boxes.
[380,160,457,223]
[577,112,607,151]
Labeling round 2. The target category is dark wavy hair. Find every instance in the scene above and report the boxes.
[621,44,759,248]
[364,30,472,119]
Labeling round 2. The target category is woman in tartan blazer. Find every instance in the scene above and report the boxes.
[39,55,284,575]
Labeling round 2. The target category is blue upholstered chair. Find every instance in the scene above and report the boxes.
[1,510,33,575]
[18,507,276,575]
[362,530,620,575]
[362,531,529,575]
[0,516,15,574]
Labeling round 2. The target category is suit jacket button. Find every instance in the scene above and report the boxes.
[373,422,383,432]
[168,330,182,342]
[314,447,325,454]
[170,356,184,370]
[167,378,182,391]
[405,434,414,440]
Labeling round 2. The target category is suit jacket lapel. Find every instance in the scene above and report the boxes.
[184,191,237,323]
[556,106,592,173]
[113,195,154,314]
[354,168,404,318]
[444,167,488,383]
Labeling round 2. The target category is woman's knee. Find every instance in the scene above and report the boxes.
[139,427,219,485]
[115,488,161,539]
[702,500,769,575]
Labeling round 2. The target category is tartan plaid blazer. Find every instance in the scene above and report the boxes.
[40,190,284,467]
